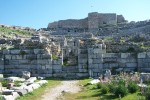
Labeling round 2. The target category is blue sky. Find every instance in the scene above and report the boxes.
[0,0,150,29]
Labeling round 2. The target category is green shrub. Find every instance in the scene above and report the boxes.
[101,84,109,94]
[1,80,9,87]
[108,83,116,93]
[114,85,128,97]
[145,88,150,100]
[14,81,21,87]
[52,55,58,60]
[118,79,125,86]
[96,83,103,89]
[128,82,139,93]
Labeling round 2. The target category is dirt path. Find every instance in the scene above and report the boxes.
[41,80,80,100]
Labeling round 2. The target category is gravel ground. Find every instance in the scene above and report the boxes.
[41,80,80,100]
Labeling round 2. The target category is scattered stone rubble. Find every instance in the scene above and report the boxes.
[0,74,48,100]
[0,12,150,79]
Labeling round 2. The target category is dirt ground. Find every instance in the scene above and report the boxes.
[41,80,80,100]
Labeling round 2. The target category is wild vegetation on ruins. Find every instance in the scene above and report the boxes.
[0,12,150,100]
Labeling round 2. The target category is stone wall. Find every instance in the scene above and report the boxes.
[48,18,88,29]
[88,12,100,29]
[0,49,150,78]
[77,49,89,77]
[138,52,150,72]
[1,49,53,77]
[47,12,126,31]
[88,48,103,77]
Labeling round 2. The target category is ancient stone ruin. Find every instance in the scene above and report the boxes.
[0,12,150,79]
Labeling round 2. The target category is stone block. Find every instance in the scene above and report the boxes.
[36,80,48,86]
[79,69,88,72]
[7,77,25,82]
[12,92,20,99]
[22,71,30,79]
[78,59,87,64]
[15,89,28,96]
[92,68,101,72]
[138,52,146,58]
[147,52,150,58]
[93,49,101,54]
[26,77,37,83]
[93,59,101,64]
[52,65,62,70]
[21,55,27,59]
[79,54,87,58]
[41,66,46,70]
[37,60,48,64]
[9,60,19,65]
[4,65,13,69]
[96,54,102,58]
[26,55,37,60]
[53,69,62,73]
[88,59,93,64]
[0,74,3,78]
[109,63,118,67]
[104,53,117,58]
[0,59,4,64]
[41,54,51,59]
[40,74,52,77]
[76,73,89,77]
[121,53,130,58]
[92,64,99,68]
[144,59,150,62]
[11,55,16,59]
[1,95,14,100]
[48,59,52,64]
[19,60,29,64]
[16,55,23,60]
[98,64,103,68]
[88,48,93,54]
[52,73,65,77]
[21,50,31,54]
[37,54,41,59]
[10,50,20,54]
[24,85,33,92]
[30,83,40,90]
[30,60,37,64]
[93,72,99,77]
[53,59,62,65]
[3,50,10,54]
[126,63,137,68]
[34,49,41,54]
[78,64,83,69]
[45,65,52,69]
[20,65,30,69]
[90,54,97,59]
[5,55,12,59]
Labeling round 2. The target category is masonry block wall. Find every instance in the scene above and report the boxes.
[0,52,4,73]
[0,49,150,78]
[88,48,103,77]
[1,49,53,77]
[77,48,89,77]
[138,52,150,72]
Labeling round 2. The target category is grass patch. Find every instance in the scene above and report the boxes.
[16,78,62,100]
[0,27,32,38]
[63,78,145,100]
[64,78,102,100]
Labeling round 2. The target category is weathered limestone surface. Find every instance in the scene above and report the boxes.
[0,46,150,78]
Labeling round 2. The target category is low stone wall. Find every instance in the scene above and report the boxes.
[1,49,52,77]
[0,49,150,78]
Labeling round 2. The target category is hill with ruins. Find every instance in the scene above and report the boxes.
[0,12,150,78]
[46,12,150,53]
